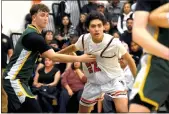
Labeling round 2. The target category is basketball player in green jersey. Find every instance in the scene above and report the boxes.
[129,0,169,112]
[3,3,95,113]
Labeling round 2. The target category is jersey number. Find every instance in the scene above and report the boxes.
[85,62,101,73]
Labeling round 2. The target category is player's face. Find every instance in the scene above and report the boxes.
[88,19,104,40]
[33,11,49,29]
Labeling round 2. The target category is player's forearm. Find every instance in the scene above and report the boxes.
[133,28,169,61]
[128,58,137,77]
[149,12,169,28]
[149,3,169,28]
[58,44,77,54]
[51,54,81,63]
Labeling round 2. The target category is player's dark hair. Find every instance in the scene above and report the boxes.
[30,3,50,17]
[85,11,107,28]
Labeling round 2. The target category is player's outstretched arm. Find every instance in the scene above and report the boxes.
[133,11,169,61]
[42,49,96,63]
[58,44,77,54]
[149,3,169,28]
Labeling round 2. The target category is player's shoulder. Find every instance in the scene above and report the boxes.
[79,33,90,40]
[104,33,113,38]
[103,33,114,42]
[112,38,122,44]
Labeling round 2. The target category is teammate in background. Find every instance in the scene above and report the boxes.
[59,11,137,113]
[129,0,169,112]
[1,25,13,113]
[3,3,95,113]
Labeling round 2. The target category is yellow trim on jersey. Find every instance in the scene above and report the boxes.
[12,52,31,80]
[28,25,40,34]
[138,27,159,111]
[18,79,35,98]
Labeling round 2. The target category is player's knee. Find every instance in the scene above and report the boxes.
[78,103,93,113]
[115,103,128,112]
[114,99,128,112]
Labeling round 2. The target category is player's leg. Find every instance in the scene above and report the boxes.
[103,76,128,112]
[3,79,42,112]
[78,82,102,113]
[129,54,169,112]
[129,94,152,112]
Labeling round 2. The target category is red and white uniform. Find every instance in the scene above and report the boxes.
[75,33,128,106]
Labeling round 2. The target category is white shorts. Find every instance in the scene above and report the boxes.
[80,76,128,107]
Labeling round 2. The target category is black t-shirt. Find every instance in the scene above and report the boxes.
[1,33,13,68]
[136,0,169,12]
[120,31,132,51]
[22,32,51,54]
[38,67,59,84]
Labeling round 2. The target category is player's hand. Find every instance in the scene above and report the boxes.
[79,54,96,63]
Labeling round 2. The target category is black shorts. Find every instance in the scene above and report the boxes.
[3,79,42,112]
[129,54,169,111]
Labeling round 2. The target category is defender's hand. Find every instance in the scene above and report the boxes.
[78,54,96,63]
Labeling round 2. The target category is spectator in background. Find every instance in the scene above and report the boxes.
[33,57,61,112]
[104,20,113,35]
[106,0,123,29]
[59,62,87,113]
[130,41,143,66]
[120,18,133,51]
[64,1,88,27]
[119,56,134,94]
[131,0,137,11]
[49,40,60,52]
[24,13,32,29]
[1,25,13,113]
[113,31,120,38]
[1,26,13,73]
[43,30,54,44]
[55,14,77,74]
[96,1,109,21]
[76,13,88,36]
[81,0,98,14]
[55,14,75,49]
[117,2,133,34]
